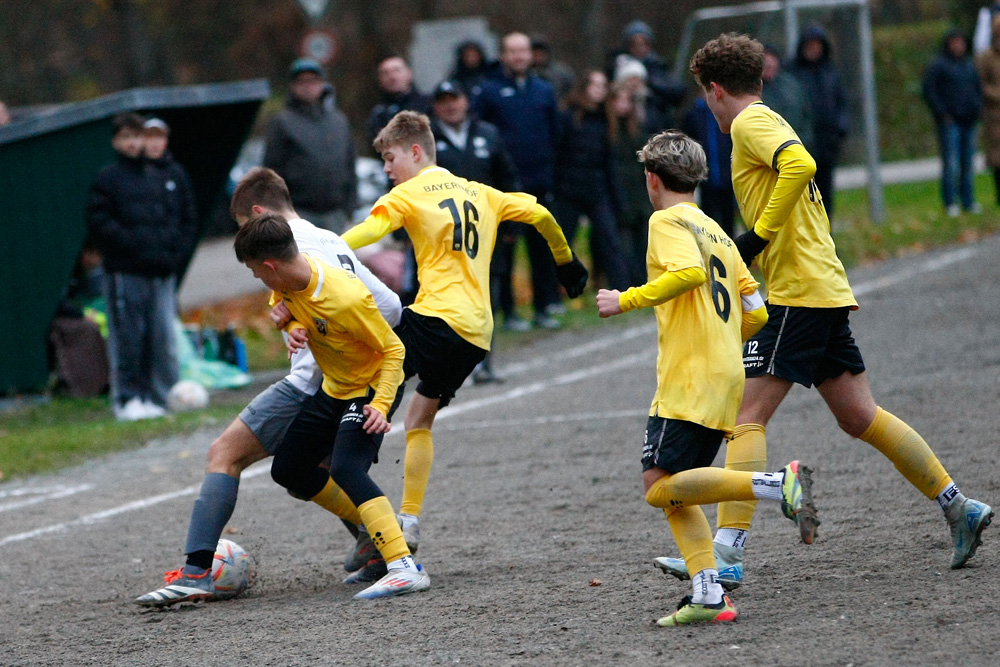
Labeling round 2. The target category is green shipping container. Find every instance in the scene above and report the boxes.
[0,80,269,395]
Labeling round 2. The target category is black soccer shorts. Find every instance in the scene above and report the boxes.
[641,417,726,474]
[744,304,866,388]
[394,308,487,407]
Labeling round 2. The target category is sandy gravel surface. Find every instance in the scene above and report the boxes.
[2,237,999,666]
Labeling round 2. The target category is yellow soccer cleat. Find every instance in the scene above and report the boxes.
[656,595,738,626]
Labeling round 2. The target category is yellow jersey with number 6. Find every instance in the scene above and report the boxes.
[368,166,537,349]
[730,102,856,309]
[647,204,759,432]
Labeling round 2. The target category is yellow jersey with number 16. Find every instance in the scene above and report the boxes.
[730,102,856,309]
[351,166,571,349]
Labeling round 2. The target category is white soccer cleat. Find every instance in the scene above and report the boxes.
[353,565,429,600]
[135,568,214,608]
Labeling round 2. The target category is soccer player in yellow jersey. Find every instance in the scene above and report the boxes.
[341,111,589,551]
[595,129,818,626]
[234,213,427,600]
[654,34,992,587]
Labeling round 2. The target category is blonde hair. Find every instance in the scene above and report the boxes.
[637,130,707,193]
[373,110,436,161]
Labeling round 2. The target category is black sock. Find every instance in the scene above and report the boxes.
[185,550,214,571]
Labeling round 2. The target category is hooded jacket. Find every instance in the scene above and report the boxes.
[923,29,983,125]
[263,88,357,214]
[787,25,850,162]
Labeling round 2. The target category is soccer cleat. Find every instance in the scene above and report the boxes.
[344,530,377,572]
[343,557,389,584]
[781,460,820,544]
[653,543,744,591]
[398,513,420,554]
[656,595,738,626]
[134,567,214,608]
[353,565,430,600]
[947,498,994,569]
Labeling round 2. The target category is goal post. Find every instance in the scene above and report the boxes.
[673,0,885,224]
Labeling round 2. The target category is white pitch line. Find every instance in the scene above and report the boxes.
[0,465,270,547]
[0,484,93,513]
[437,409,649,432]
[0,243,982,546]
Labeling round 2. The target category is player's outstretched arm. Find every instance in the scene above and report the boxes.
[524,203,590,297]
[616,266,708,314]
[340,209,395,251]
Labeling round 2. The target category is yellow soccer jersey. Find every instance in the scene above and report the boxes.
[275,254,404,416]
[344,166,570,349]
[730,102,857,309]
[642,204,759,432]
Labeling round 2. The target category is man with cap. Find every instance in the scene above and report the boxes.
[263,58,357,234]
[143,117,198,274]
[431,79,522,382]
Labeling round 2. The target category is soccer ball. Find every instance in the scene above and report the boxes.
[167,380,209,412]
[212,539,253,600]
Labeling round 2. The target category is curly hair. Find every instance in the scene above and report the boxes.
[689,33,764,96]
[637,130,707,194]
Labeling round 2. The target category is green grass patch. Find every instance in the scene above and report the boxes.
[0,392,253,479]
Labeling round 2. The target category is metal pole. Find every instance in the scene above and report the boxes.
[784,3,799,60]
[857,0,885,223]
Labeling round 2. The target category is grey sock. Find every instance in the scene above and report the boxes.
[184,472,239,555]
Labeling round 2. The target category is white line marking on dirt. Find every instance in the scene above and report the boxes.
[0,466,270,547]
[0,484,93,513]
[437,409,649,432]
[0,244,981,546]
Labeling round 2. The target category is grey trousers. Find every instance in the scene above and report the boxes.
[103,272,179,408]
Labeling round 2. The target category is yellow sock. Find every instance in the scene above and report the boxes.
[665,505,716,576]
[310,478,361,525]
[645,468,755,509]
[400,428,433,516]
[859,407,953,499]
[358,496,411,563]
[718,424,767,531]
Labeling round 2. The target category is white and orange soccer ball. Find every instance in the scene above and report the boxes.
[212,539,253,600]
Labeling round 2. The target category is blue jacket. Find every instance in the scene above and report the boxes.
[923,30,983,126]
[788,25,850,163]
[474,72,559,195]
[431,116,520,192]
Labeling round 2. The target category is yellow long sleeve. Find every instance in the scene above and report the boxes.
[754,142,817,240]
[341,210,395,250]
[525,204,573,265]
[618,266,707,312]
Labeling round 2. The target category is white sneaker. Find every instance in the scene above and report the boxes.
[142,401,167,419]
[946,204,961,218]
[353,565,429,600]
[115,397,147,421]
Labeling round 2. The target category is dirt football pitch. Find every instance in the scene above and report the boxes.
[2,237,999,666]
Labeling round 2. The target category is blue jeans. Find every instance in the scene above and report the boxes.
[938,121,977,209]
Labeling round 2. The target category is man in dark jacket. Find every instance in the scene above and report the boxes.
[788,25,850,221]
[368,56,431,144]
[263,58,357,233]
[432,79,522,381]
[86,113,191,420]
[924,29,983,216]
[475,31,563,329]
